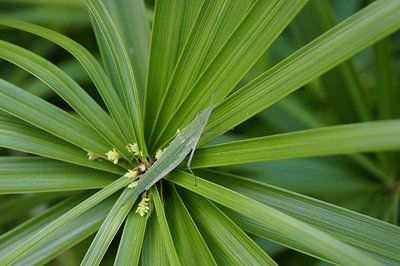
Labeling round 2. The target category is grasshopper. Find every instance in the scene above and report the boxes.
[123,102,214,205]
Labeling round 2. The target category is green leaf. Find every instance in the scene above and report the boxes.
[202,0,400,144]
[0,8,90,27]
[198,169,400,264]
[223,158,377,197]
[372,38,399,120]
[145,0,202,136]
[149,0,252,146]
[102,0,150,99]
[179,189,275,265]
[167,170,380,265]
[0,19,136,143]
[0,79,113,156]
[82,188,138,265]
[150,186,180,265]
[152,0,308,149]
[0,194,87,259]
[288,0,371,123]
[115,208,148,266]
[0,40,130,158]
[14,195,116,265]
[0,156,116,194]
[84,0,147,155]
[0,114,123,174]
[256,94,387,182]
[164,184,216,265]
[0,0,84,8]
[192,120,400,168]
[0,192,63,228]
[0,176,130,264]
[140,210,168,265]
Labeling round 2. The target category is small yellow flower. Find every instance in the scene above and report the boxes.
[128,180,139,189]
[124,169,138,179]
[155,149,163,160]
[136,197,150,216]
[127,143,140,156]
[87,151,99,160]
[106,148,120,164]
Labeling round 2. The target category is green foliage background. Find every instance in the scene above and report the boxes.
[0,0,399,265]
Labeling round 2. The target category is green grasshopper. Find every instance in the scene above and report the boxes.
[123,102,214,205]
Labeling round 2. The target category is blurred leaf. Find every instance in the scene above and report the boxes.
[0,192,63,228]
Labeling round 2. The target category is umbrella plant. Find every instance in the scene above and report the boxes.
[0,0,399,265]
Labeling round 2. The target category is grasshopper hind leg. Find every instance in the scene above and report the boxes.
[187,148,197,186]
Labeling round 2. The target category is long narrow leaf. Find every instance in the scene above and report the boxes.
[152,0,308,148]
[115,208,148,266]
[0,19,136,142]
[15,196,116,265]
[0,79,111,155]
[192,120,400,168]
[139,210,168,265]
[167,171,380,265]
[0,114,123,174]
[84,0,147,155]
[102,0,150,99]
[0,176,130,264]
[82,188,138,265]
[0,194,88,258]
[202,0,400,145]
[0,40,130,158]
[145,0,202,136]
[0,157,116,194]
[149,0,252,146]
[180,189,275,265]
[164,184,216,265]
[150,186,180,265]
[199,170,400,264]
